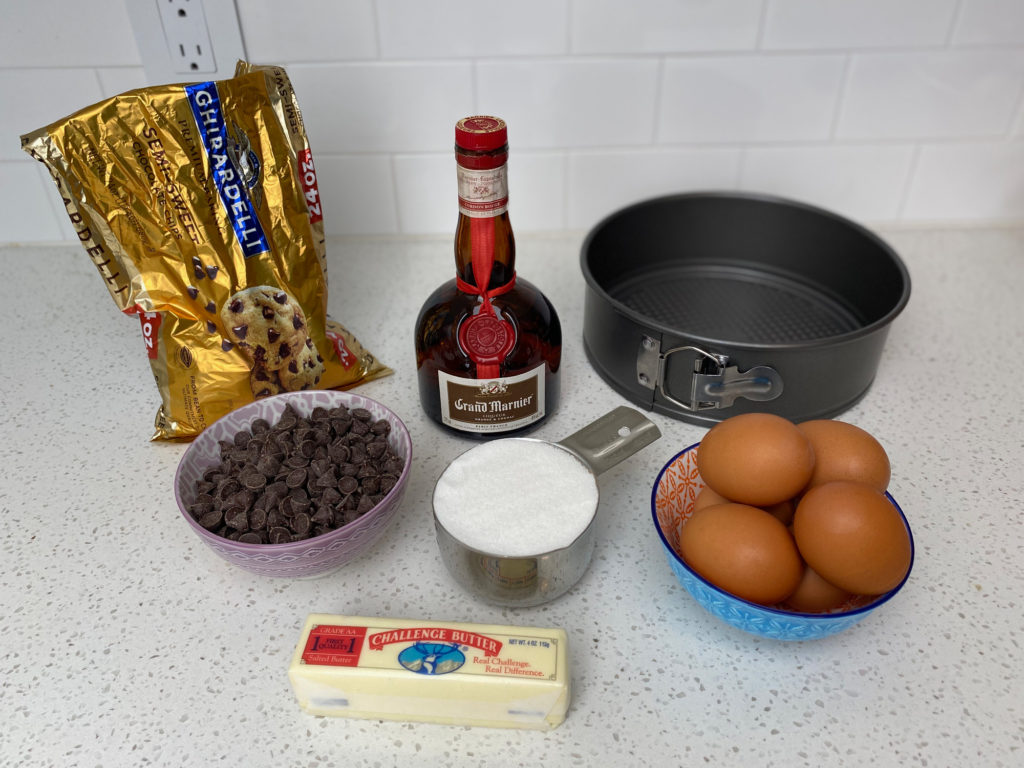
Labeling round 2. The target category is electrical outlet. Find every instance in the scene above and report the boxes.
[126,0,246,86]
[157,0,216,74]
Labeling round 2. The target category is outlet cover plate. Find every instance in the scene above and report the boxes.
[126,0,246,86]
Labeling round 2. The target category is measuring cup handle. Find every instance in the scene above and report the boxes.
[557,406,661,476]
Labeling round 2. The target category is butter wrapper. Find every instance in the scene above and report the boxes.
[21,61,390,440]
[289,614,570,730]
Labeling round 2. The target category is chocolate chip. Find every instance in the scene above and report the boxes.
[241,471,266,491]
[249,506,268,531]
[292,512,312,536]
[206,321,217,334]
[311,506,334,526]
[225,506,248,531]
[269,526,292,544]
[192,256,205,279]
[233,324,248,340]
[286,468,307,489]
[328,443,350,464]
[256,455,280,476]
[221,340,234,352]
[206,265,219,280]
[293,315,304,330]
[238,532,263,544]
[273,292,288,304]
[268,328,280,343]
[198,509,223,530]
[206,301,216,313]
[187,285,199,299]
[228,299,242,313]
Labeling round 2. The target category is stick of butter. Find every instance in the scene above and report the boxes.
[288,614,570,730]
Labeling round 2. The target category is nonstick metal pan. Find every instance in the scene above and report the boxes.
[580,192,910,426]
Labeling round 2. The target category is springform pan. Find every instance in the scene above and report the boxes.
[581,192,910,426]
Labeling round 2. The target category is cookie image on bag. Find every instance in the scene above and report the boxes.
[250,363,284,399]
[278,338,325,391]
[220,286,308,370]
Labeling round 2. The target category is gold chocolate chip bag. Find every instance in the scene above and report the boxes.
[21,62,390,440]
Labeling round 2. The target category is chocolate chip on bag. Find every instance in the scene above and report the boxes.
[187,404,404,544]
[21,61,391,440]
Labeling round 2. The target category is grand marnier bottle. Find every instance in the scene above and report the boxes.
[415,116,561,437]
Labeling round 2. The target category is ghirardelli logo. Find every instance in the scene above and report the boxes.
[185,81,270,259]
[226,119,263,210]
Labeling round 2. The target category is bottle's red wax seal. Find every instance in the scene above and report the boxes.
[458,312,515,366]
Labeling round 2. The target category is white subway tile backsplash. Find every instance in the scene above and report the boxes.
[316,154,399,236]
[239,0,378,62]
[393,153,451,234]
[95,67,149,98]
[566,148,742,230]
[762,0,957,50]
[2,68,105,161]
[3,0,1024,243]
[0,0,140,68]
[953,0,1024,46]
[903,141,1024,220]
[477,60,659,149]
[571,0,761,54]
[288,62,473,153]
[0,162,64,242]
[658,55,846,143]
[506,152,567,232]
[740,144,916,223]
[378,0,568,58]
[838,51,1024,139]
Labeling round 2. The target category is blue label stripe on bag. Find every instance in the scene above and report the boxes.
[185,81,269,259]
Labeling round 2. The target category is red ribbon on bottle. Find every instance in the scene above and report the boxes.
[455,273,517,314]
[457,217,517,379]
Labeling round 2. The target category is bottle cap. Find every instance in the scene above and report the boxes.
[455,116,507,151]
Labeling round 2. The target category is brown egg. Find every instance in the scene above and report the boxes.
[797,419,891,492]
[696,413,814,507]
[793,481,911,595]
[678,503,803,606]
[693,485,730,512]
[783,565,854,613]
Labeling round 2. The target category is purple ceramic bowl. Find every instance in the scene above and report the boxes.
[174,390,412,578]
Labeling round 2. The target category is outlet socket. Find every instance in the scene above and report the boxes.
[158,0,216,74]
[127,0,246,86]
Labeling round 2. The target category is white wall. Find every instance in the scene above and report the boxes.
[3,0,1024,243]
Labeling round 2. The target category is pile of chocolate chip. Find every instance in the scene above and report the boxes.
[188,403,405,544]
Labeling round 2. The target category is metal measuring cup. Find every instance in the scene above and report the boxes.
[432,406,661,607]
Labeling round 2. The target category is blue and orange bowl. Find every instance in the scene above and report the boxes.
[651,442,914,641]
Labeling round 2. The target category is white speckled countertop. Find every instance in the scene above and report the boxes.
[2,228,1022,767]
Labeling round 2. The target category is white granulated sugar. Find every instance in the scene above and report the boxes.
[433,439,599,557]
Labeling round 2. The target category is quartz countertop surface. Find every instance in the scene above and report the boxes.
[2,228,1022,767]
